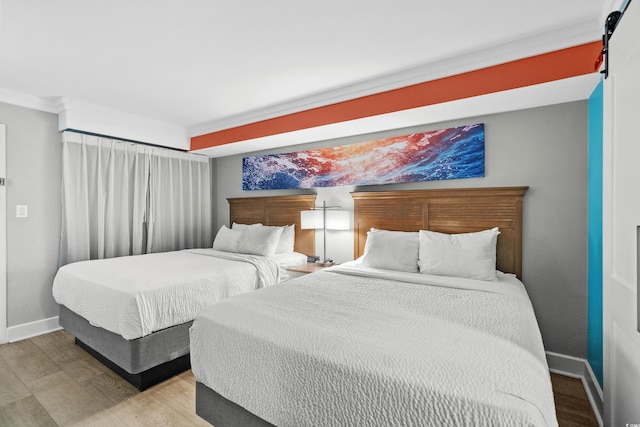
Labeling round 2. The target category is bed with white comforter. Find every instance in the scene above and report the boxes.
[190,264,557,427]
[52,245,306,390]
[53,249,291,339]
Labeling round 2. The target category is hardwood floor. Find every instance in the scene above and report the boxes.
[551,373,599,426]
[0,330,208,426]
[1,330,599,426]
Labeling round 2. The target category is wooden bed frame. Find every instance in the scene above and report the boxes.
[195,186,529,425]
[60,194,316,391]
[352,186,528,278]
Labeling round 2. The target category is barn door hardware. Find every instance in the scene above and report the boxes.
[601,11,622,78]
[601,0,633,78]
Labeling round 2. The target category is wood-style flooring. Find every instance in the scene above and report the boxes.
[551,373,599,426]
[1,330,599,426]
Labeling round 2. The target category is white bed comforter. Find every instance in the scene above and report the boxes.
[190,265,557,427]
[53,249,280,340]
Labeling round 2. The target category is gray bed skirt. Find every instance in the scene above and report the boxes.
[59,305,192,390]
[196,381,275,427]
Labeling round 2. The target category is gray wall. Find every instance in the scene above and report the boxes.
[0,99,588,357]
[0,102,62,327]
[214,100,589,358]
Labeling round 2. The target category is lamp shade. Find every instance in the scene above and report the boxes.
[300,209,350,230]
[300,210,324,229]
[325,210,350,230]
[300,205,350,263]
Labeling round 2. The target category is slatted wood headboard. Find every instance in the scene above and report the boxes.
[228,195,316,256]
[352,187,528,278]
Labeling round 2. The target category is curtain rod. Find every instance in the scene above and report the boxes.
[61,128,190,153]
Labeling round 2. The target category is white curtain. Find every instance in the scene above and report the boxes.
[147,147,212,253]
[59,132,212,265]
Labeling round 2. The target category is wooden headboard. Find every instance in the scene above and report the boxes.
[228,195,316,255]
[352,187,528,278]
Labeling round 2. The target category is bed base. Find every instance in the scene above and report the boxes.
[77,338,190,391]
[59,305,192,391]
[196,381,274,427]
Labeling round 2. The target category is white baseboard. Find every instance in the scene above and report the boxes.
[7,316,62,343]
[546,351,603,427]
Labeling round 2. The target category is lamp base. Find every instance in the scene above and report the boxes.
[316,260,334,267]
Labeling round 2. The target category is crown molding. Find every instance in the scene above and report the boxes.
[0,90,189,150]
[58,98,189,150]
[0,88,60,113]
[188,18,601,138]
[192,73,601,158]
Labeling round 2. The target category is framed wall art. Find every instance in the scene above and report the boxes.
[242,123,484,190]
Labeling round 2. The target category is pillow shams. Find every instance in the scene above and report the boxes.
[276,224,295,253]
[213,225,244,252]
[418,227,500,281]
[263,224,295,253]
[237,225,284,256]
[362,229,419,273]
[233,222,295,253]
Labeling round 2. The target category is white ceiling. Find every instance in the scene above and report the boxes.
[0,0,615,155]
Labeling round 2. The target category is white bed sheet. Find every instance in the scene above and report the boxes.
[190,265,557,427]
[53,249,282,340]
[269,251,308,281]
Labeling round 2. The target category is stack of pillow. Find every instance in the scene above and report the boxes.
[361,227,500,281]
[213,223,295,256]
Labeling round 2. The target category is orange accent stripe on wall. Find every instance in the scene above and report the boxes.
[190,41,603,151]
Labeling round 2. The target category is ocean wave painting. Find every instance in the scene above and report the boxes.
[242,123,485,190]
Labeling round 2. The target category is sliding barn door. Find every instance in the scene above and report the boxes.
[603,0,640,424]
[0,124,6,344]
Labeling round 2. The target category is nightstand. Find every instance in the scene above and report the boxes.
[285,263,334,280]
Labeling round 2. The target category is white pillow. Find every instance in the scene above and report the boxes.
[273,224,295,253]
[362,229,419,273]
[212,225,243,253]
[233,222,295,253]
[418,227,500,281]
[237,225,284,256]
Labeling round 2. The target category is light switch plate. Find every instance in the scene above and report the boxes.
[16,205,28,218]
